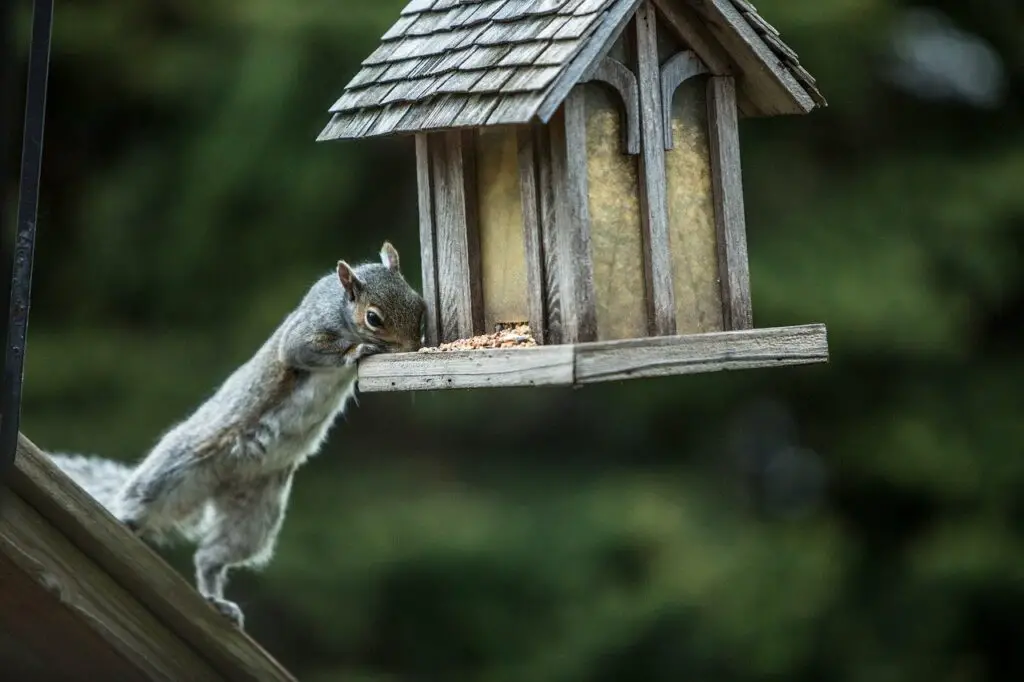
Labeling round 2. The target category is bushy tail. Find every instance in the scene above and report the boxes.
[48,452,134,514]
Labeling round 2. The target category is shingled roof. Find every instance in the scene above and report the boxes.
[317,0,825,142]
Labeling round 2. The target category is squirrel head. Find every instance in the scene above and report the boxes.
[336,241,425,353]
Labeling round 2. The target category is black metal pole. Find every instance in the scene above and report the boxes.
[1,0,54,477]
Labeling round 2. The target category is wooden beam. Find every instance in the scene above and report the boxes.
[357,323,828,391]
[707,76,752,330]
[635,2,676,337]
[0,491,223,681]
[660,50,710,149]
[535,124,563,345]
[516,126,548,344]
[358,344,575,391]
[0,551,145,681]
[549,90,598,343]
[652,0,732,75]
[415,133,440,347]
[573,323,827,384]
[583,57,640,155]
[431,130,483,342]
[8,435,297,682]
[535,0,645,123]
[688,0,815,116]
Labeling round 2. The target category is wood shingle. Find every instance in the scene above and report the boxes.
[318,0,825,141]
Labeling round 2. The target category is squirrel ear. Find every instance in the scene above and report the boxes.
[380,241,400,272]
[336,260,362,302]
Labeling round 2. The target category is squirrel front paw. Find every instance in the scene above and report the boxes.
[343,342,382,366]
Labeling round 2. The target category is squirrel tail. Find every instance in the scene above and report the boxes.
[48,452,134,512]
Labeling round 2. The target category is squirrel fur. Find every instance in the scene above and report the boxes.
[47,241,424,629]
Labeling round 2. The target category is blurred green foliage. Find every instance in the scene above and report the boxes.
[4,0,1024,680]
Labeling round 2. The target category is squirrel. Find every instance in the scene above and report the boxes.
[47,240,424,629]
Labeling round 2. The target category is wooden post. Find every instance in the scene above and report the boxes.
[707,75,753,330]
[535,124,564,345]
[635,1,677,337]
[516,126,548,344]
[430,130,483,342]
[414,134,440,346]
[548,89,598,344]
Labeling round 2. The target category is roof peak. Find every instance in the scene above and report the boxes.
[318,0,824,142]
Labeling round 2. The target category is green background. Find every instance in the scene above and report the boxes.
[3,0,1023,680]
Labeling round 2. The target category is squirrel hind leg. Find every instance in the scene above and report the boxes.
[115,450,216,538]
[192,470,294,629]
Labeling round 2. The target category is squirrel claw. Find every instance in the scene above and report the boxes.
[344,343,382,366]
[206,596,245,628]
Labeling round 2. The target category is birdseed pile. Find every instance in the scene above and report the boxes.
[418,324,537,353]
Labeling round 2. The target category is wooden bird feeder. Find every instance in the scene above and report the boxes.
[317,0,830,392]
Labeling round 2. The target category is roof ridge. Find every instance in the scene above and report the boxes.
[317,0,824,141]
[725,0,826,107]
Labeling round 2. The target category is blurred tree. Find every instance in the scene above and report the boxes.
[4,0,1024,680]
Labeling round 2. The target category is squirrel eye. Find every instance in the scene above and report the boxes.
[365,309,384,329]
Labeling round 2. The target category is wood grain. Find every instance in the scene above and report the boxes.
[550,88,598,343]
[535,123,564,345]
[688,0,815,116]
[357,345,575,391]
[432,130,484,341]
[517,125,548,344]
[9,435,297,682]
[0,550,144,681]
[357,323,828,391]
[0,491,224,682]
[659,50,709,149]
[651,0,732,75]
[584,57,640,155]
[635,1,677,337]
[536,0,645,122]
[707,76,752,330]
[415,133,441,347]
[574,323,828,384]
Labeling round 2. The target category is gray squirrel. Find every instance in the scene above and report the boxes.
[48,241,425,629]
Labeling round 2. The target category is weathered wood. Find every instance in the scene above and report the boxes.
[687,0,815,116]
[582,83,648,342]
[356,324,828,391]
[475,127,530,331]
[502,66,563,92]
[664,73,725,334]
[535,124,564,345]
[431,130,484,341]
[9,435,297,682]
[635,2,676,337]
[0,491,224,682]
[321,0,823,141]
[660,50,709,149]
[358,345,575,391]
[651,0,732,75]
[549,89,598,343]
[707,75,752,330]
[0,551,144,681]
[574,323,828,383]
[415,134,440,346]
[517,126,548,344]
[584,57,640,155]
[536,0,645,122]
